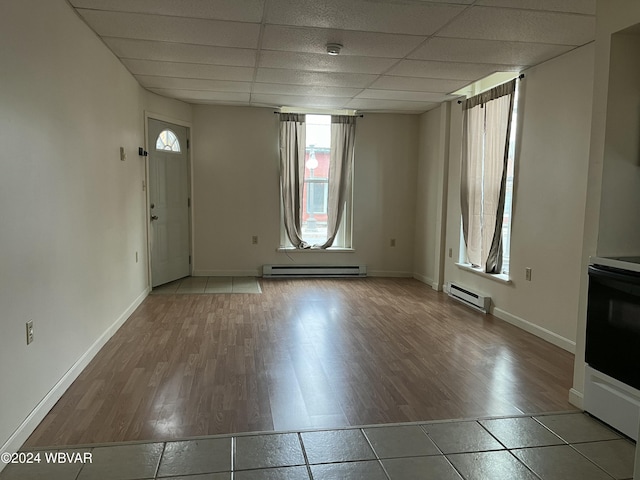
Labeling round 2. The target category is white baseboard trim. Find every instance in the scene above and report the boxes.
[492,307,576,354]
[569,388,584,409]
[412,273,434,286]
[192,269,261,277]
[368,270,413,278]
[412,273,442,291]
[0,288,150,468]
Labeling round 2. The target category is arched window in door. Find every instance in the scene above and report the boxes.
[155,129,181,152]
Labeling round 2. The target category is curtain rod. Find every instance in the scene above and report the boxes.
[457,74,524,104]
[274,111,364,117]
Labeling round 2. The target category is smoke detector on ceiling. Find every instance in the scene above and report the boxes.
[326,43,343,55]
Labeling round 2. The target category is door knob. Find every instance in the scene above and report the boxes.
[151,215,159,221]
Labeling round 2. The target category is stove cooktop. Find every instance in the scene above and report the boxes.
[607,256,640,264]
[590,256,640,273]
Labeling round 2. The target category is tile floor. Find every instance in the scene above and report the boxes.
[151,277,262,294]
[1,412,636,479]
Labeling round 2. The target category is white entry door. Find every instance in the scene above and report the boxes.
[148,118,190,287]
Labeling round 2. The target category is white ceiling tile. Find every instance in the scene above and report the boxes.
[438,6,595,45]
[259,51,396,75]
[355,89,456,103]
[256,68,377,88]
[476,0,595,15]
[148,88,251,103]
[250,94,351,108]
[77,9,260,48]
[410,37,574,66]
[122,59,254,81]
[266,0,464,35]
[370,76,469,93]
[346,98,436,113]
[261,25,425,58]
[135,75,252,92]
[69,0,265,22]
[104,38,257,66]
[253,83,362,97]
[388,60,520,80]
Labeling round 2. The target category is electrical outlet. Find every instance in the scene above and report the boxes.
[525,267,532,281]
[252,235,258,245]
[26,321,34,345]
[390,238,396,247]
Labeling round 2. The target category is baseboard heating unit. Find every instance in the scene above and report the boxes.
[263,265,366,278]
[448,283,490,313]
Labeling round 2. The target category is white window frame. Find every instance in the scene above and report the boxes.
[278,114,354,250]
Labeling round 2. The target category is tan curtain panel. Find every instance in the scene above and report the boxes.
[279,113,307,248]
[460,79,516,273]
[320,115,356,248]
[460,104,485,267]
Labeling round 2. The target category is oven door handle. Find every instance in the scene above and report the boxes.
[589,265,640,285]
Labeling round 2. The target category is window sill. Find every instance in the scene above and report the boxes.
[455,262,512,284]
[277,247,355,253]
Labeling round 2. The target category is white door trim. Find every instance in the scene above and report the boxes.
[144,111,194,288]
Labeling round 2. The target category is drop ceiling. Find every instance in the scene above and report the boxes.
[68,0,596,113]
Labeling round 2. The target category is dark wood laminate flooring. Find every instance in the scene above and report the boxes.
[25,278,576,447]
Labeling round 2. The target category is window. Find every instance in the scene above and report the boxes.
[155,129,181,152]
[301,115,332,246]
[279,114,354,249]
[306,179,328,215]
[501,111,518,274]
[460,79,519,275]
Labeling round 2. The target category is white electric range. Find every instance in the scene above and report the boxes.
[584,256,640,440]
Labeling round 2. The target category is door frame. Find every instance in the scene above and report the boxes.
[144,111,194,289]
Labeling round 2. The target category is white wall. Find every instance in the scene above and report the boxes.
[597,32,640,256]
[0,0,191,460]
[572,0,640,406]
[414,105,450,289]
[191,106,281,275]
[191,107,419,276]
[414,108,441,286]
[353,114,419,276]
[143,89,193,127]
[441,44,594,353]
